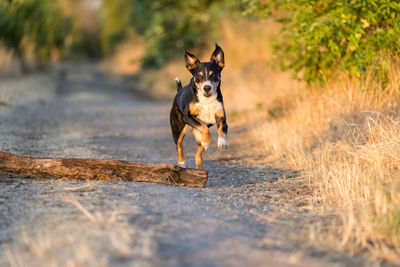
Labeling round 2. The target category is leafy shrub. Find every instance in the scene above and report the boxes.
[130,0,216,67]
[100,0,244,67]
[246,0,400,84]
[0,0,67,64]
[100,0,133,55]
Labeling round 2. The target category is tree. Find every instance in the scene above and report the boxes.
[0,0,67,68]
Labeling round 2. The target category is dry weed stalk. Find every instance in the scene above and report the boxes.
[64,197,118,226]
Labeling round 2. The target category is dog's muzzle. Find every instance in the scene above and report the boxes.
[202,83,213,97]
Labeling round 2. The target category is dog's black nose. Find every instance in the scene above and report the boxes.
[203,85,211,92]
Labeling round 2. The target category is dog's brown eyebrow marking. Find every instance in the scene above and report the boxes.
[209,71,213,76]
[197,72,204,77]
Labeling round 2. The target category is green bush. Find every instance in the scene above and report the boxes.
[0,0,67,64]
[246,0,400,84]
[100,0,244,67]
[100,0,133,55]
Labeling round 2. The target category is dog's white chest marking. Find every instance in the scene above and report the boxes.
[195,95,222,125]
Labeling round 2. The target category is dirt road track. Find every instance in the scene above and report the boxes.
[0,64,370,266]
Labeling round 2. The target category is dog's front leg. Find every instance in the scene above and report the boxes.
[215,110,228,150]
[182,108,210,151]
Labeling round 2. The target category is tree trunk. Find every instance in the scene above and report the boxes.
[0,152,208,187]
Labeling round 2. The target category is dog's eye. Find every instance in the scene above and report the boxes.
[197,73,203,79]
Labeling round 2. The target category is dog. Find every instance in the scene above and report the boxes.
[170,44,228,169]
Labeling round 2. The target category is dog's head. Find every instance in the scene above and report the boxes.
[184,44,225,98]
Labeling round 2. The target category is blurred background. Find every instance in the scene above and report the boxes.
[0,0,254,68]
[0,0,298,115]
[2,0,398,113]
[1,0,400,263]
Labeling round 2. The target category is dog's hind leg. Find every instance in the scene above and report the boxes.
[170,105,188,168]
[195,144,204,169]
[176,126,189,168]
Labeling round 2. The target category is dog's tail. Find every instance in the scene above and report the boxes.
[175,77,182,91]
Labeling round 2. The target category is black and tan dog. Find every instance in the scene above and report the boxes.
[170,44,228,169]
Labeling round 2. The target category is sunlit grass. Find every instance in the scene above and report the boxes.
[253,62,400,262]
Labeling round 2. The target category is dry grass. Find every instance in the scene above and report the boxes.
[101,31,146,76]
[0,45,21,77]
[2,194,157,267]
[253,63,400,262]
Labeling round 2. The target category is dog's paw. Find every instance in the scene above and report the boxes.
[201,141,209,151]
[178,161,186,168]
[217,137,228,150]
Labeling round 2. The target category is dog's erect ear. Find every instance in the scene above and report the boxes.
[184,50,200,74]
[210,43,224,71]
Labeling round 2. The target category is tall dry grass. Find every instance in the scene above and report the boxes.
[254,63,400,262]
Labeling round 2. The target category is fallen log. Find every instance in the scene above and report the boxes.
[0,152,208,187]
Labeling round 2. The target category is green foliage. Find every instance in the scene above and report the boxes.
[246,0,400,84]
[0,0,68,62]
[130,0,219,67]
[100,0,244,67]
[100,0,133,55]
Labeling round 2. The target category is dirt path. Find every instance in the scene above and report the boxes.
[0,64,367,266]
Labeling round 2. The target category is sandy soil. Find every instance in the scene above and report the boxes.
[0,63,370,266]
